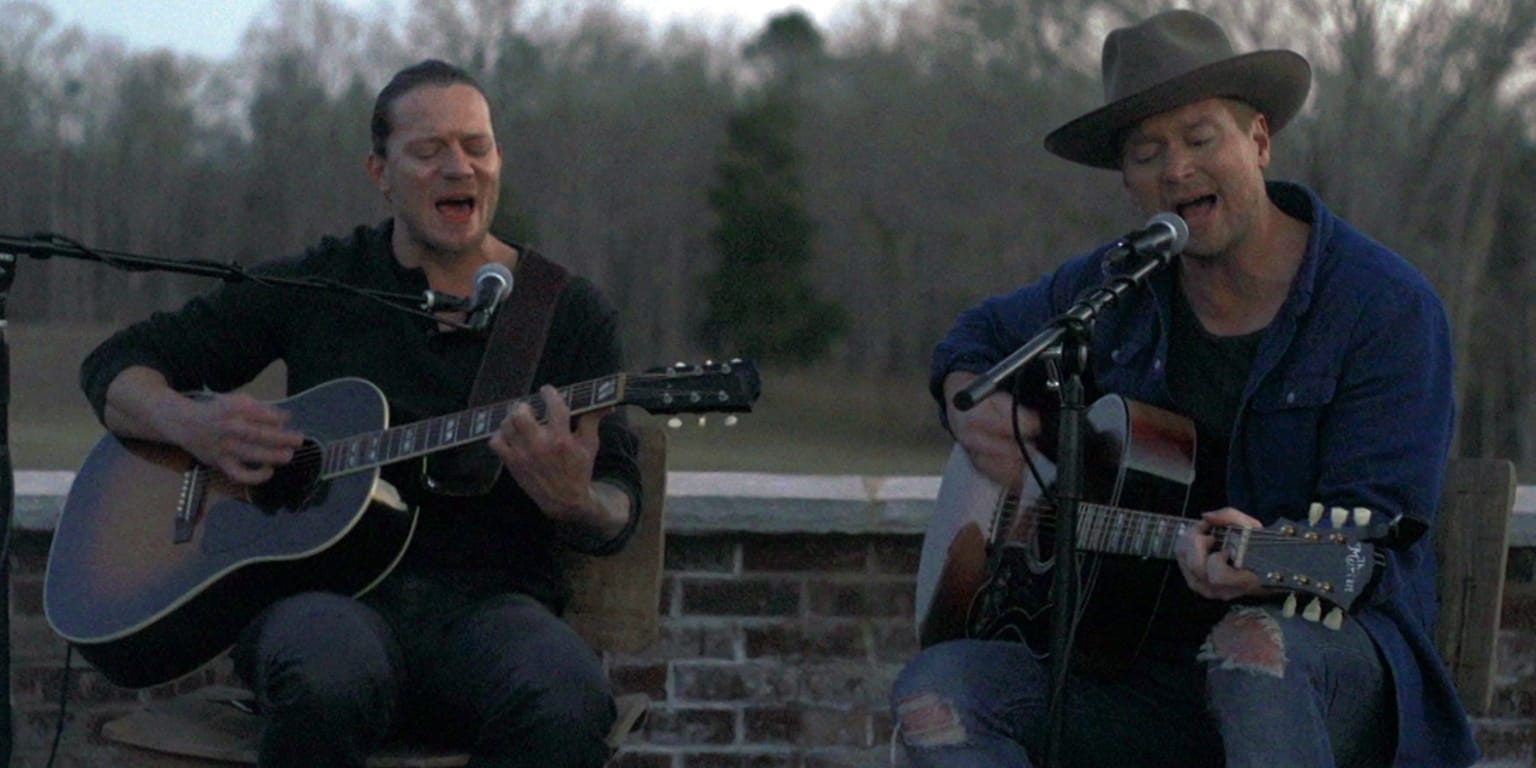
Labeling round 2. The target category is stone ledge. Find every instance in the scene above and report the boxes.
[11,470,1536,542]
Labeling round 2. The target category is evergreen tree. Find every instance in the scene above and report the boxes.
[696,13,846,365]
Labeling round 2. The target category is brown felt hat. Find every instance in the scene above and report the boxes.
[1043,9,1311,170]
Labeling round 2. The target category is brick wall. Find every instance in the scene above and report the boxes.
[1488,548,1536,765]
[609,533,917,767]
[10,472,1536,767]
[6,527,923,768]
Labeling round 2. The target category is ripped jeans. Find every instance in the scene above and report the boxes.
[890,604,1393,768]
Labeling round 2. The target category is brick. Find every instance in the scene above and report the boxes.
[806,581,914,618]
[660,575,679,617]
[609,750,676,768]
[666,535,738,574]
[16,705,79,753]
[1498,630,1536,680]
[12,576,44,617]
[642,705,735,746]
[640,623,738,661]
[1507,548,1536,584]
[7,533,51,577]
[12,665,136,706]
[681,752,797,768]
[872,710,896,748]
[612,662,669,699]
[741,535,867,573]
[870,537,923,575]
[870,620,919,663]
[1471,717,1536,763]
[744,623,866,660]
[797,663,899,709]
[803,746,899,767]
[743,705,799,743]
[798,707,872,747]
[1502,586,1536,632]
[11,617,71,663]
[682,578,801,617]
[673,662,798,703]
[1490,686,1536,719]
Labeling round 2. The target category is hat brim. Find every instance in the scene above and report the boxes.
[1043,50,1311,170]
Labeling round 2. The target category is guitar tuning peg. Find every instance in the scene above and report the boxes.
[1283,594,1297,618]
[667,417,682,429]
[1303,597,1323,623]
[1323,608,1344,631]
[1308,502,1324,525]
[698,416,707,428]
[724,415,738,427]
[1330,506,1348,528]
[1352,507,1372,526]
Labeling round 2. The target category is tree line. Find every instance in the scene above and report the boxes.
[1,0,1533,473]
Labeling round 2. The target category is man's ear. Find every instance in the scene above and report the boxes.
[1251,112,1273,169]
[366,152,388,194]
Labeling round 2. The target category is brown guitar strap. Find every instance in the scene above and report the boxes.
[423,248,570,496]
[469,248,570,405]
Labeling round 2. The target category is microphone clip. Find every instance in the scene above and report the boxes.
[421,289,471,313]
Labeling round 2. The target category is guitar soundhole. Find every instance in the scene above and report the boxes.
[250,439,324,512]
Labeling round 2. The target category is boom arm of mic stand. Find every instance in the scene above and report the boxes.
[0,233,469,323]
[951,248,1176,412]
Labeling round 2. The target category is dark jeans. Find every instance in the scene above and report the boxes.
[231,573,615,768]
[890,604,1394,767]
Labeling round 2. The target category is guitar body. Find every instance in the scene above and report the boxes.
[916,395,1197,651]
[45,378,417,689]
[45,361,762,689]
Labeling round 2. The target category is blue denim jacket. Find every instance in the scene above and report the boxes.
[931,182,1477,767]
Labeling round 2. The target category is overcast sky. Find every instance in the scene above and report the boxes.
[42,0,843,59]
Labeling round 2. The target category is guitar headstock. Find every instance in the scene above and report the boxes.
[1228,503,1386,630]
[625,360,762,421]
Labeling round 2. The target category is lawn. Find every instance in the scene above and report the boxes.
[6,324,952,476]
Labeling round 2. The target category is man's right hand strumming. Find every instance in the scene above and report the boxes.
[101,366,304,486]
[943,371,1041,492]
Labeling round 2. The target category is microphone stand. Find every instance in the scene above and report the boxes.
[0,233,479,325]
[0,247,14,765]
[952,244,1178,768]
[0,231,477,762]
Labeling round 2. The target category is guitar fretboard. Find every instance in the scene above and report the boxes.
[1069,502,1236,561]
[318,374,625,478]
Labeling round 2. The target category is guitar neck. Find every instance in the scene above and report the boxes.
[317,374,625,479]
[1074,502,1235,561]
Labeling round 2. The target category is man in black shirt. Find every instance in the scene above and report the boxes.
[79,60,639,768]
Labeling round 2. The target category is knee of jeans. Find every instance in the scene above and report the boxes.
[894,691,970,749]
[890,647,975,749]
[1198,605,1286,678]
[530,653,612,719]
[242,593,397,698]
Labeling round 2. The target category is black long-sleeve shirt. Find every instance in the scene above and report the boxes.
[80,220,641,612]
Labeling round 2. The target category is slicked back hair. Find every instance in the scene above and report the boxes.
[370,59,488,157]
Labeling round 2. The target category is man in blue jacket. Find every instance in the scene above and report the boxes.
[891,9,1477,768]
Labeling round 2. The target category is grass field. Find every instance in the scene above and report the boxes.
[5,324,953,476]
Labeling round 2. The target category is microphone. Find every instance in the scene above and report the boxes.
[465,262,514,331]
[421,289,469,313]
[1106,212,1189,266]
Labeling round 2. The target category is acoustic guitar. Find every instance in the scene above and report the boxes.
[914,394,1387,653]
[45,361,760,689]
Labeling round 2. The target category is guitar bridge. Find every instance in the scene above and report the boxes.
[174,465,208,544]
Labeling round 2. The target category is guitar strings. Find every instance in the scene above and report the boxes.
[1010,501,1367,547]
[190,370,711,482]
